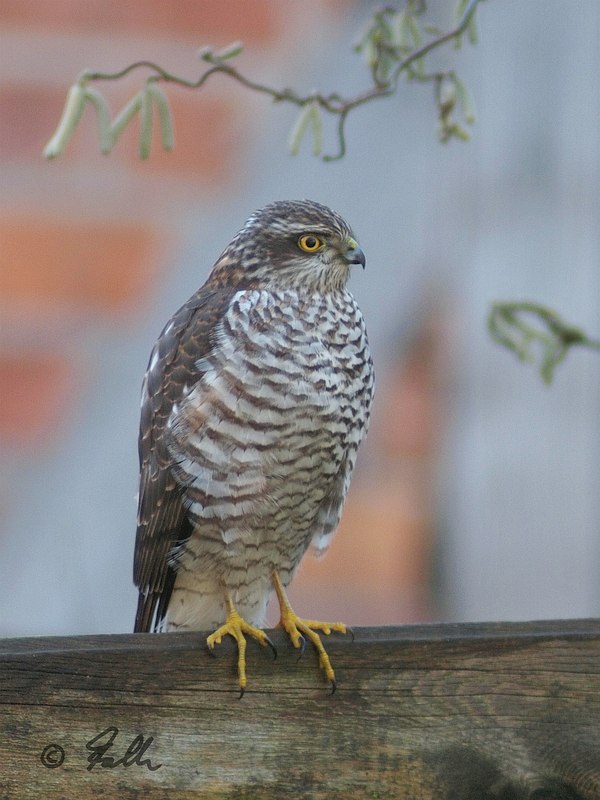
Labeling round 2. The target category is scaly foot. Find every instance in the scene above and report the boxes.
[206,594,276,697]
[272,571,349,692]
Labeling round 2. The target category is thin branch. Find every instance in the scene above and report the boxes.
[393,0,480,77]
[45,1,484,162]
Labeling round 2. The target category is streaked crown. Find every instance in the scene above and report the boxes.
[209,200,365,292]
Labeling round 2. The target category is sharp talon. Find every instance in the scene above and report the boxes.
[330,678,337,695]
[265,636,278,660]
[296,634,307,662]
[207,644,217,658]
[347,626,355,643]
[238,686,245,700]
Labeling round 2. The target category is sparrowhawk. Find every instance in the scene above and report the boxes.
[134,200,374,693]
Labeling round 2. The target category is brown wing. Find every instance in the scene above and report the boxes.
[133,283,236,632]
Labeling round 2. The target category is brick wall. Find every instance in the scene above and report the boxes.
[1,2,292,451]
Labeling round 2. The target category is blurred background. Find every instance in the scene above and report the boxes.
[0,0,598,636]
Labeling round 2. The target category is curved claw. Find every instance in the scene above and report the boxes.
[207,643,217,658]
[347,626,355,643]
[238,686,245,700]
[296,633,307,662]
[265,635,278,660]
[330,677,337,695]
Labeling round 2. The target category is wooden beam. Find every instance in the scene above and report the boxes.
[2,618,599,799]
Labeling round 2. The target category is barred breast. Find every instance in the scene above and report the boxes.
[164,288,374,631]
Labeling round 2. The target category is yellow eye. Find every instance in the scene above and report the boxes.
[298,234,322,253]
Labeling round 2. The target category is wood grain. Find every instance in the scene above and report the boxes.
[1,619,599,799]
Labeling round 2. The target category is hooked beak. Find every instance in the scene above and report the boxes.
[343,238,366,269]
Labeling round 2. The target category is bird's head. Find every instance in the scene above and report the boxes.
[210,199,365,293]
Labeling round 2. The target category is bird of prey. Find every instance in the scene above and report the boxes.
[134,199,374,693]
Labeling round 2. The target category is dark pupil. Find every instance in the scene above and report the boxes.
[305,236,317,248]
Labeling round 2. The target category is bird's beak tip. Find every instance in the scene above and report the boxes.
[344,240,366,269]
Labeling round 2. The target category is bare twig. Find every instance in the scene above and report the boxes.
[44,0,483,161]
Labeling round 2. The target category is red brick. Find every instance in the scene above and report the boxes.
[0,216,161,313]
[377,319,446,458]
[0,86,73,161]
[0,353,76,447]
[292,487,433,597]
[0,0,281,45]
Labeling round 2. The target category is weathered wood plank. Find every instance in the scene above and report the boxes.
[1,619,599,799]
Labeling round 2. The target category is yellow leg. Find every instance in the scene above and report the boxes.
[206,593,276,696]
[272,571,349,691]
